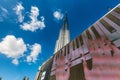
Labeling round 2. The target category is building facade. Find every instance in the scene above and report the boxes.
[35,4,120,80]
[35,57,53,80]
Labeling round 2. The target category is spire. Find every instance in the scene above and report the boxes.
[54,13,70,53]
[61,13,69,31]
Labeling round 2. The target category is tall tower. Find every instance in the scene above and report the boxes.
[54,14,70,53]
[34,14,70,80]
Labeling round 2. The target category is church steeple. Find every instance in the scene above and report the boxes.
[54,13,70,53]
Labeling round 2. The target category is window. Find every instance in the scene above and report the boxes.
[86,30,92,40]
[100,19,116,33]
[114,7,120,14]
[64,46,66,56]
[79,35,84,45]
[76,38,79,48]
[72,41,75,50]
[107,14,120,26]
[67,44,70,54]
[91,26,101,38]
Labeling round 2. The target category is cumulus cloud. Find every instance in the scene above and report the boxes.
[26,43,41,63]
[53,10,63,20]
[12,58,19,65]
[20,6,45,32]
[13,2,24,23]
[0,35,27,65]
[0,35,42,65]
[0,7,8,22]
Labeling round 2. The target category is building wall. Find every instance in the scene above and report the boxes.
[50,4,120,80]
[35,4,120,80]
[36,58,53,80]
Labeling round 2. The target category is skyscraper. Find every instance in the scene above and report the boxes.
[35,14,70,80]
[54,14,70,53]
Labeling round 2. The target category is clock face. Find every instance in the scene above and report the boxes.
[41,71,46,80]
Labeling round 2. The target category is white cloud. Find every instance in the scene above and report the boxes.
[12,58,19,65]
[53,10,63,20]
[1,7,8,13]
[0,7,8,22]
[0,35,42,65]
[0,35,27,65]
[26,43,41,63]
[14,2,24,23]
[21,6,45,32]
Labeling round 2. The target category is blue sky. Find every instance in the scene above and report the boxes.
[0,0,120,80]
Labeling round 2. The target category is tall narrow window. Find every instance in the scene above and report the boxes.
[64,46,66,56]
[79,35,84,45]
[86,30,92,40]
[114,7,120,14]
[67,44,70,54]
[107,14,120,26]
[72,41,75,50]
[76,38,79,48]
[100,19,116,33]
[91,26,101,38]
